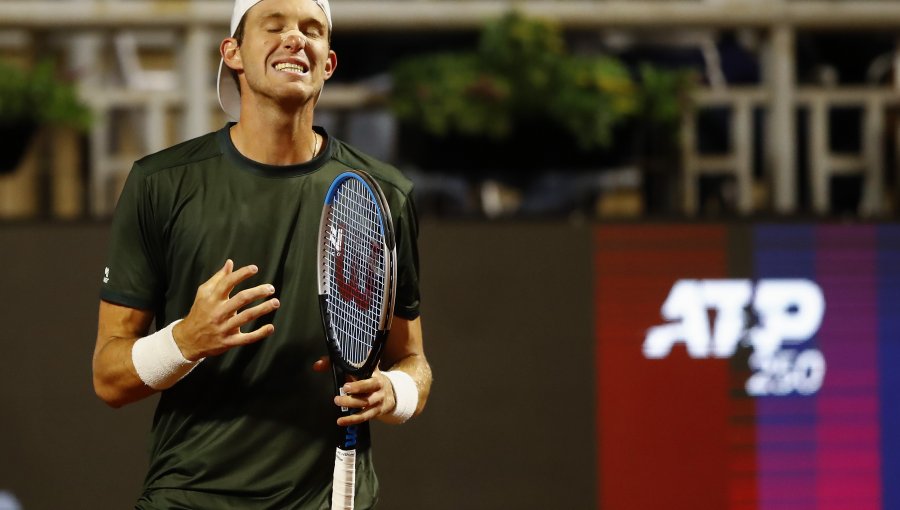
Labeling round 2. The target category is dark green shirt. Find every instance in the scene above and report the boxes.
[101,124,420,509]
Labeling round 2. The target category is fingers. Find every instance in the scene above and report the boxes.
[226,284,278,316]
[232,283,276,306]
[336,391,382,426]
[219,258,234,276]
[338,408,380,427]
[225,298,280,332]
[181,260,279,358]
[218,263,260,296]
[232,323,276,346]
[200,260,258,299]
[209,259,235,288]
[333,376,392,426]
[341,378,382,397]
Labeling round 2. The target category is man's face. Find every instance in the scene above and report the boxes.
[231,0,336,111]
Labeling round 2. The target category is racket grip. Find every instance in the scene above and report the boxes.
[331,447,356,510]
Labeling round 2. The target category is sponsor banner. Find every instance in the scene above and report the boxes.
[594,224,900,510]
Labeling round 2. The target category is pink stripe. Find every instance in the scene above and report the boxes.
[816,395,878,416]
[817,476,881,501]
[820,369,878,389]
[814,226,881,510]
[818,344,879,362]
[816,423,880,444]
[817,449,881,471]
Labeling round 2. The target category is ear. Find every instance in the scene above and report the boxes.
[221,37,243,72]
[323,50,337,80]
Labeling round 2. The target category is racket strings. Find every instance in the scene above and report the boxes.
[326,178,386,367]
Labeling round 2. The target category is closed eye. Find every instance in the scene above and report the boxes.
[303,20,326,38]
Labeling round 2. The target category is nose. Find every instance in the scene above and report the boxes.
[281,30,305,51]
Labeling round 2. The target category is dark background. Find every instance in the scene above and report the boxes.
[0,221,597,509]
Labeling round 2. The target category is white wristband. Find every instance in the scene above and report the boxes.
[131,319,203,390]
[382,370,418,424]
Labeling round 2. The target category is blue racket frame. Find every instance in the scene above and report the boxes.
[317,170,397,379]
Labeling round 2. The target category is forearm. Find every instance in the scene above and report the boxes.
[92,335,157,408]
[95,319,209,407]
[373,315,431,423]
[384,354,432,417]
[93,300,161,408]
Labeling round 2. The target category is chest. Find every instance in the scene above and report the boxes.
[159,170,327,299]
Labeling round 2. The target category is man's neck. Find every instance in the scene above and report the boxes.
[229,105,319,166]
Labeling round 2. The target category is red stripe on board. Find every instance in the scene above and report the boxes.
[594,225,751,510]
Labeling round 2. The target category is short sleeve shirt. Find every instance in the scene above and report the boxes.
[101,124,420,509]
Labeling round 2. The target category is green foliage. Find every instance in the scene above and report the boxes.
[0,59,92,130]
[636,63,696,127]
[549,55,637,150]
[478,12,565,118]
[390,11,694,153]
[392,53,512,139]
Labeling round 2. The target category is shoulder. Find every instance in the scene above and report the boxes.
[116,130,225,215]
[328,138,414,198]
[131,130,223,178]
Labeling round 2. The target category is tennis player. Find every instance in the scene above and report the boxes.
[91,0,432,507]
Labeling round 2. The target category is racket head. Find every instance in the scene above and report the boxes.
[317,170,397,379]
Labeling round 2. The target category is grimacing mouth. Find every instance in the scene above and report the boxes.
[274,61,310,74]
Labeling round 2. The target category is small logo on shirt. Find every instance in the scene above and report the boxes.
[103,267,110,284]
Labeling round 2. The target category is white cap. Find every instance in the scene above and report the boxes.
[217,0,333,121]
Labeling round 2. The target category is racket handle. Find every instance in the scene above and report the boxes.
[337,387,364,449]
[331,447,356,510]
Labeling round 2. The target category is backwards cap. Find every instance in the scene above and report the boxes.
[216,0,333,121]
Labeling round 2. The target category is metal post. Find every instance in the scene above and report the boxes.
[766,23,796,214]
[681,108,698,216]
[860,97,884,216]
[182,25,211,140]
[809,96,828,215]
[733,97,753,214]
[89,105,112,217]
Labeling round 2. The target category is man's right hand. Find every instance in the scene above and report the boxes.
[173,259,279,361]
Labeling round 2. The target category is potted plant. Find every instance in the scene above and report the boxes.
[0,58,92,174]
[390,12,695,210]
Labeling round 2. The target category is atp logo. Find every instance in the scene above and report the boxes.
[643,279,827,396]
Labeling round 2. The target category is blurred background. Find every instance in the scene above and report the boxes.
[1,0,899,509]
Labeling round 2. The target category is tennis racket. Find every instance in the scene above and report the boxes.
[317,170,397,510]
